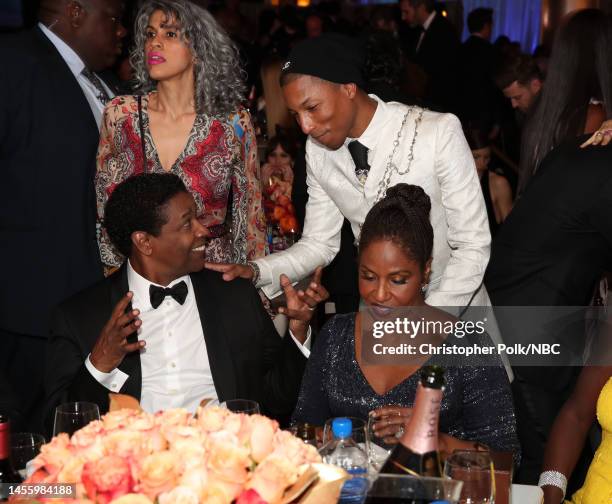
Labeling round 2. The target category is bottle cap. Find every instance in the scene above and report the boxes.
[331,417,352,439]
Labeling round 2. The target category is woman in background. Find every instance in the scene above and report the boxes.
[95,0,265,269]
[260,135,296,199]
[464,128,513,235]
[540,366,612,503]
[519,9,612,193]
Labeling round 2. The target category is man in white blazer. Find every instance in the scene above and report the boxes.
[208,34,495,326]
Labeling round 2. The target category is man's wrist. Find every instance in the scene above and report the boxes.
[89,353,115,373]
[247,261,260,284]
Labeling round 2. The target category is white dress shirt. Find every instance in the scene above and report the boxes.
[38,23,113,129]
[86,262,218,413]
[254,95,491,309]
[86,262,313,412]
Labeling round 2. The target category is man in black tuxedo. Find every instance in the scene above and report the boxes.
[399,0,460,112]
[44,174,322,424]
[459,8,503,131]
[486,140,612,484]
[0,0,126,432]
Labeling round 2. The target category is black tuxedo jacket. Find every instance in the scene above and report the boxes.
[0,28,105,337]
[459,35,502,127]
[486,139,612,307]
[44,267,307,421]
[414,13,460,112]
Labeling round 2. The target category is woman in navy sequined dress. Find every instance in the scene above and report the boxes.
[292,184,519,457]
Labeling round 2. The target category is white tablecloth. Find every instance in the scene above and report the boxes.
[511,484,543,504]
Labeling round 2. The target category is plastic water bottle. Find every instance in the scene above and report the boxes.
[319,418,369,503]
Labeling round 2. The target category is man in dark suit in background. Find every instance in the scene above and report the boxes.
[459,8,503,131]
[44,174,321,424]
[0,0,126,432]
[486,140,612,484]
[399,0,460,112]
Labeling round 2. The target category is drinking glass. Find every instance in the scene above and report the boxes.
[11,433,45,479]
[366,414,398,471]
[53,402,100,437]
[443,450,495,504]
[220,399,261,415]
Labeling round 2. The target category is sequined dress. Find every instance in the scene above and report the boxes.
[293,313,520,456]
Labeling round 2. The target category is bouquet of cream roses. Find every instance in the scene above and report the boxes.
[18,406,321,504]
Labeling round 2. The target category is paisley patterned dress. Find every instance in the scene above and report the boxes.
[95,93,266,267]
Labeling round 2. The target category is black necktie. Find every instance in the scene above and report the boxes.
[348,140,370,185]
[81,68,111,105]
[149,281,188,309]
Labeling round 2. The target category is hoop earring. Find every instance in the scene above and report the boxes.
[420,283,428,294]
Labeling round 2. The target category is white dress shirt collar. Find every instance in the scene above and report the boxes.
[38,22,85,79]
[346,95,386,151]
[422,10,436,31]
[127,260,191,313]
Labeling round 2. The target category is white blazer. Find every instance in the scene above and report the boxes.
[255,96,491,310]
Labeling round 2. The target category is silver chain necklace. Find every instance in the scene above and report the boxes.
[372,106,424,205]
[355,106,425,243]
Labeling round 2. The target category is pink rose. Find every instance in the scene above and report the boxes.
[272,431,321,465]
[71,420,104,448]
[101,409,140,431]
[102,430,150,459]
[171,441,206,471]
[195,406,231,432]
[200,477,239,504]
[56,455,86,484]
[33,433,74,477]
[125,414,156,432]
[245,456,298,504]
[109,494,153,504]
[236,488,269,504]
[136,451,180,500]
[154,408,192,428]
[220,412,250,443]
[249,415,277,463]
[205,432,250,481]
[158,486,200,504]
[162,425,203,445]
[82,455,133,504]
[178,465,209,497]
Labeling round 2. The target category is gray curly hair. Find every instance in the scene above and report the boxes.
[131,0,246,116]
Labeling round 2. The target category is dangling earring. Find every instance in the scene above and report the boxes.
[420,283,428,295]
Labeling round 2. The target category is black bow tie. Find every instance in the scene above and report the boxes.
[149,281,188,309]
[348,140,370,184]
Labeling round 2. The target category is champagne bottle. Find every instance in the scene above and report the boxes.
[0,415,22,501]
[365,366,445,504]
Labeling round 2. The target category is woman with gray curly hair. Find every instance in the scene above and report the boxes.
[95,0,266,269]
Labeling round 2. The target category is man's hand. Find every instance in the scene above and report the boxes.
[278,266,329,343]
[204,262,254,282]
[90,292,144,373]
[581,119,612,147]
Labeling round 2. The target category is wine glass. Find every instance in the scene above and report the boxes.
[220,399,261,415]
[53,402,100,437]
[366,414,398,471]
[443,450,495,504]
[11,433,45,479]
